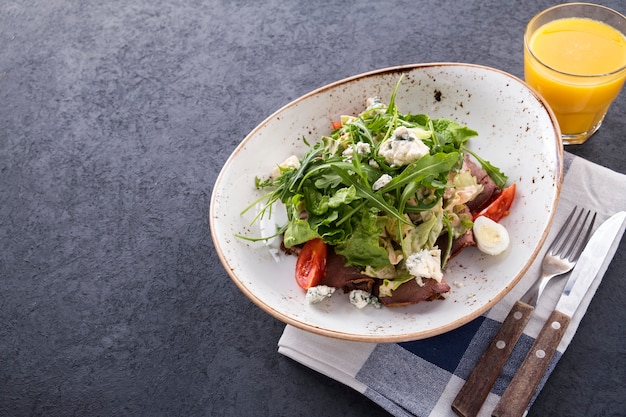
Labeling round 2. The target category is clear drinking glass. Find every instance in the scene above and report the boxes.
[524,3,626,145]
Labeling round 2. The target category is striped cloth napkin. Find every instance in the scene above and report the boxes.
[278,152,626,417]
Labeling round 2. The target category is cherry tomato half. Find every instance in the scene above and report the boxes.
[295,238,327,290]
[476,183,516,223]
[331,121,343,130]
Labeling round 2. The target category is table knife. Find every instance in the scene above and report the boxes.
[492,210,626,417]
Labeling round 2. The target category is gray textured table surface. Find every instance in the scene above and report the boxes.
[1,1,624,416]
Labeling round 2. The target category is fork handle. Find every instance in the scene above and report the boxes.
[451,300,534,417]
[492,309,571,417]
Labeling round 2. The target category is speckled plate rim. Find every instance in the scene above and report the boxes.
[210,62,563,343]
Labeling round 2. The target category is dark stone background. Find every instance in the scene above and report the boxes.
[1,1,624,416]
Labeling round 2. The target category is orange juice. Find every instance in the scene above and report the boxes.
[525,16,626,140]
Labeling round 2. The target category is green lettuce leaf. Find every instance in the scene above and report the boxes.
[335,208,390,268]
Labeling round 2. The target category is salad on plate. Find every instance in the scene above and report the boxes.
[241,79,516,309]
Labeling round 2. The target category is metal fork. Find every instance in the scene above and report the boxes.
[518,207,596,307]
[452,206,596,417]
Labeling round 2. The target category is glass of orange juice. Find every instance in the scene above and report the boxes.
[524,3,626,145]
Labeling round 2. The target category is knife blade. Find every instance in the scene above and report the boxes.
[492,210,626,417]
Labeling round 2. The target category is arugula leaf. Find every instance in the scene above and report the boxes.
[386,76,403,116]
[380,152,460,193]
[462,146,508,188]
[330,164,411,225]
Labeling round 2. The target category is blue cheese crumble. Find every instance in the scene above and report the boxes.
[378,126,430,167]
[349,290,382,309]
[372,173,393,191]
[305,285,336,304]
[366,96,385,112]
[405,248,443,287]
[342,142,371,160]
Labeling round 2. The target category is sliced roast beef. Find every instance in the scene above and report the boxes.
[375,277,451,307]
[464,154,499,212]
[320,247,375,293]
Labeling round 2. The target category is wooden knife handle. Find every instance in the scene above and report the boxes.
[452,300,534,417]
[492,309,571,417]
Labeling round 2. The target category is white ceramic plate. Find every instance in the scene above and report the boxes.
[210,63,563,342]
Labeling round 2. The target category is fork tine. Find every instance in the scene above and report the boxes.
[547,206,578,255]
[560,208,587,257]
[569,211,597,261]
[556,208,596,261]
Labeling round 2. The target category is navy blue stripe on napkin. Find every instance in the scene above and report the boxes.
[398,316,486,374]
